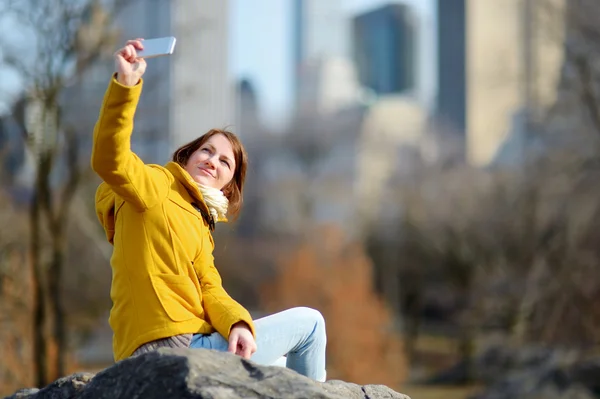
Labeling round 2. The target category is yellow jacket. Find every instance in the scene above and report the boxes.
[91,76,255,362]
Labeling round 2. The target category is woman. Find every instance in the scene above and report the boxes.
[91,39,326,381]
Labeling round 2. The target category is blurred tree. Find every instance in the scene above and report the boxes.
[0,0,124,387]
[357,0,600,382]
[366,157,600,378]
[286,114,341,225]
[0,190,30,395]
[260,224,408,387]
[365,165,492,381]
[288,116,329,223]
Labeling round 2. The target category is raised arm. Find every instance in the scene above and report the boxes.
[91,39,169,210]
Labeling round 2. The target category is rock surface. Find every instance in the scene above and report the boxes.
[7,348,410,399]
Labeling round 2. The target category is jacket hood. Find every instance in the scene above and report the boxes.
[165,162,215,225]
[164,162,204,202]
[95,162,215,244]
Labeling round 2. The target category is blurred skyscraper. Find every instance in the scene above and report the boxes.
[292,0,356,114]
[435,0,466,137]
[170,1,233,156]
[435,0,565,166]
[352,4,417,95]
[235,78,262,137]
[349,4,426,229]
[293,0,349,73]
[64,0,233,165]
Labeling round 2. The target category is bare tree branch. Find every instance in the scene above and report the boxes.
[572,54,600,134]
[58,126,80,224]
[1,0,128,385]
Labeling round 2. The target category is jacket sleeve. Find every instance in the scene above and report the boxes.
[197,256,256,340]
[91,74,170,210]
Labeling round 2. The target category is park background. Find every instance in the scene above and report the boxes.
[1,1,598,398]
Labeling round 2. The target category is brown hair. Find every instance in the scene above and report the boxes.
[172,129,248,220]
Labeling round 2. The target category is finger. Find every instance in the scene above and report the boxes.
[126,39,144,50]
[116,45,128,57]
[227,335,238,354]
[240,345,252,359]
[235,341,249,359]
[121,45,131,61]
[126,44,137,61]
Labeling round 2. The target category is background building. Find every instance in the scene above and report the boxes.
[235,78,262,138]
[170,1,233,155]
[435,0,466,146]
[292,0,351,114]
[353,4,417,95]
[435,0,565,166]
[63,0,233,165]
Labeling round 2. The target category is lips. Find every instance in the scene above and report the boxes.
[198,167,215,178]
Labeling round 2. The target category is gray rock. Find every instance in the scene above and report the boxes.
[322,380,408,399]
[7,374,93,399]
[5,348,410,399]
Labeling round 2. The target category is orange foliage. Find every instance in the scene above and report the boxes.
[260,224,408,388]
[0,248,33,396]
[0,244,80,396]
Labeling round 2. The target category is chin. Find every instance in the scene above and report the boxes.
[194,176,213,188]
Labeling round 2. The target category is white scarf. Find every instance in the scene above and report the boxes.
[195,183,229,223]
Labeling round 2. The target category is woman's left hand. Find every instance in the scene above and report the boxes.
[228,322,257,359]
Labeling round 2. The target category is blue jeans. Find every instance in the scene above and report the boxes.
[190,307,327,381]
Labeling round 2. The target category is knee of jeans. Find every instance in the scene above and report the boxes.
[294,307,326,337]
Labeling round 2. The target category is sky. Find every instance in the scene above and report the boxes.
[0,0,436,121]
[229,0,436,129]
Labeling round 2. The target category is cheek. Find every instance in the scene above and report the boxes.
[186,153,204,173]
[185,157,195,169]
[221,168,235,183]
[189,153,207,167]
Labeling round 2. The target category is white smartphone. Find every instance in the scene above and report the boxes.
[136,37,177,59]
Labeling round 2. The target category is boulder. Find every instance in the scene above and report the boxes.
[7,348,410,399]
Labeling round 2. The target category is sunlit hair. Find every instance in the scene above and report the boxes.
[172,129,248,219]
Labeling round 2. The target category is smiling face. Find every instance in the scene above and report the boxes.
[173,129,248,219]
[184,133,236,190]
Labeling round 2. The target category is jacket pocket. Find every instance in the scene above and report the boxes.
[150,273,202,322]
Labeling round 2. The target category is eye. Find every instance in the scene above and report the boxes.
[220,159,230,168]
[200,147,211,153]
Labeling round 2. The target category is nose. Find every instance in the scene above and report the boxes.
[204,155,217,169]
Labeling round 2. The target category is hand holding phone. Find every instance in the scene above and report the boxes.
[114,39,147,86]
[113,37,177,86]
